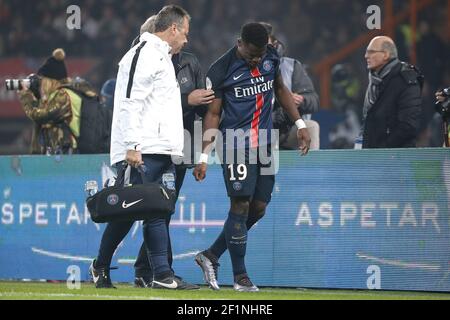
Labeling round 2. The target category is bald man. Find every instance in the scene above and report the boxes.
[358,36,423,148]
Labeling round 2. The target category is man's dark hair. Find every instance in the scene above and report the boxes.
[258,22,273,37]
[240,22,268,48]
[154,5,190,33]
[259,21,279,44]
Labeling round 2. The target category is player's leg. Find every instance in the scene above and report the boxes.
[232,150,275,291]
[204,165,273,259]
[247,170,275,228]
[246,199,268,228]
[226,196,250,274]
[203,201,265,262]
[196,163,257,291]
[225,196,260,291]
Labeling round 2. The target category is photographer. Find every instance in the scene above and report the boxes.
[435,88,449,103]
[17,48,81,155]
[435,87,450,147]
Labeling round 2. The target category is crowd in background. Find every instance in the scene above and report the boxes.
[0,0,449,151]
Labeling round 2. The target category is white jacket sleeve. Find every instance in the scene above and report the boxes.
[117,46,157,150]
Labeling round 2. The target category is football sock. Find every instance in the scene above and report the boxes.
[224,211,248,276]
[209,210,261,259]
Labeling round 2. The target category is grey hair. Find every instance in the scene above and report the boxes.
[382,40,398,59]
[140,15,156,34]
[153,5,190,33]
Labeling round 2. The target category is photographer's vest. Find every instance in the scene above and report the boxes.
[48,88,82,147]
[65,89,82,138]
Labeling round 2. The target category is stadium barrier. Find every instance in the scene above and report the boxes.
[0,149,449,292]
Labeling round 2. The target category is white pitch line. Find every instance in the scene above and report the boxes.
[0,291,229,300]
[31,247,200,265]
[118,250,199,264]
[0,292,170,300]
[356,253,441,271]
[170,221,224,227]
[31,247,93,262]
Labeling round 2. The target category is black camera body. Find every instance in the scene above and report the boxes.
[5,74,41,99]
[435,87,450,120]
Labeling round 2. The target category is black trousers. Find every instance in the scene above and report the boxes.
[95,163,188,278]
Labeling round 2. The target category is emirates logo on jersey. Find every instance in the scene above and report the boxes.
[234,78,274,98]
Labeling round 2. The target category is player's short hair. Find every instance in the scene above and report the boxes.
[259,21,278,44]
[240,22,268,48]
[154,5,190,33]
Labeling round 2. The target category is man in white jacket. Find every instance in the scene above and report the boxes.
[90,5,197,290]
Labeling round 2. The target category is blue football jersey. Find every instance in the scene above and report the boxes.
[207,45,280,150]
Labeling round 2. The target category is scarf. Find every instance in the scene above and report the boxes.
[363,58,400,118]
[357,58,400,145]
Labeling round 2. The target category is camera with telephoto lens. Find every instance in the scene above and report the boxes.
[5,74,41,99]
[435,87,450,119]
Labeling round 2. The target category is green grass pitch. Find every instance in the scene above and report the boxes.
[0,281,449,300]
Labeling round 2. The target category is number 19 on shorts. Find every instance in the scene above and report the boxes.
[227,164,248,181]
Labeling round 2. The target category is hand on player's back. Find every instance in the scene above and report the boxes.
[188,89,215,106]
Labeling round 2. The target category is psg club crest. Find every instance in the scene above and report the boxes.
[107,194,119,206]
[263,60,273,72]
[233,182,242,191]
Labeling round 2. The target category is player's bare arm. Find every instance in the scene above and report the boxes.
[193,98,222,181]
[274,73,311,155]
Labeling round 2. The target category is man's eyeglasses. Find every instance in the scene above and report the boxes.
[366,49,385,55]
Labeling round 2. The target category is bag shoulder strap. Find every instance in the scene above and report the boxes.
[114,162,128,187]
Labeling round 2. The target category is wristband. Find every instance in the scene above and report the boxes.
[198,153,208,164]
[295,119,307,130]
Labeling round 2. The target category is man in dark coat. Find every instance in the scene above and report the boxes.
[360,36,423,148]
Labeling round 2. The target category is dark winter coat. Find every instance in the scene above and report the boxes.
[362,62,423,148]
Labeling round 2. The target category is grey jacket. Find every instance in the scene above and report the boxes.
[273,57,320,134]
[279,57,319,119]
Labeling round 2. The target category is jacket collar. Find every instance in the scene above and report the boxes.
[140,32,172,55]
[175,52,192,69]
